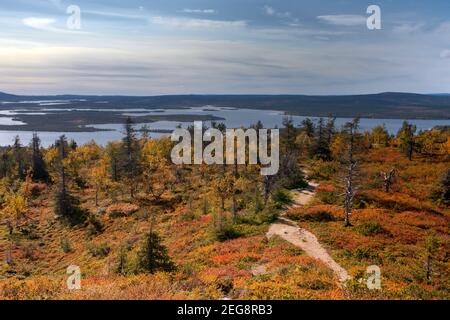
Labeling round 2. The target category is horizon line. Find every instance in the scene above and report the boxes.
[2,91,450,97]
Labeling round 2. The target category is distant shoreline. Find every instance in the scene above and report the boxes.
[1,92,450,120]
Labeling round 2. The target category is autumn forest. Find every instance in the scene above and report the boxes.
[0,117,449,300]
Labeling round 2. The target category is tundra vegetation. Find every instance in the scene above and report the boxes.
[0,117,448,300]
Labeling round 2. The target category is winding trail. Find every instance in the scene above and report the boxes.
[258,180,350,283]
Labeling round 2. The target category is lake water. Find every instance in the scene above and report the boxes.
[0,106,448,147]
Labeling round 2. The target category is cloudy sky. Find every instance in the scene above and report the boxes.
[1,0,450,95]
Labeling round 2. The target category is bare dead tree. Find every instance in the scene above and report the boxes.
[381,168,396,193]
[343,118,360,227]
[232,148,238,221]
[344,162,357,227]
[263,175,275,204]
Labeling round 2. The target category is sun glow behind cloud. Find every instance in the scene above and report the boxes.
[23,17,56,30]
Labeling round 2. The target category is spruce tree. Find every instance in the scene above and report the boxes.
[314,118,332,160]
[137,220,175,274]
[31,133,49,182]
[122,117,140,198]
[13,136,26,180]
[54,135,85,225]
[431,169,450,206]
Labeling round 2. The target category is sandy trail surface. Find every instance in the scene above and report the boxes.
[254,181,350,283]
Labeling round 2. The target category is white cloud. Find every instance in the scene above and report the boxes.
[182,9,216,14]
[440,50,450,59]
[23,17,56,30]
[22,17,89,34]
[392,22,425,34]
[84,10,146,20]
[150,16,246,29]
[264,6,275,16]
[263,5,290,18]
[317,15,366,26]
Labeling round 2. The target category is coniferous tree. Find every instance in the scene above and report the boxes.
[54,135,85,225]
[115,246,128,275]
[140,124,151,141]
[314,118,332,160]
[301,118,315,138]
[13,136,26,180]
[122,117,140,198]
[281,116,297,154]
[106,141,121,182]
[31,133,49,182]
[430,169,450,206]
[423,231,440,281]
[325,116,336,147]
[279,116,305,189]
[397,121,417,161]
[0,150,10,179]
[137,219,175,274]
[69,139,78,150]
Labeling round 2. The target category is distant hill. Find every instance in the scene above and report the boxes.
[1,91,450,119]
[0,91,18,99]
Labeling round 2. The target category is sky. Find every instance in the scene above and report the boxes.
[0,0,450,95]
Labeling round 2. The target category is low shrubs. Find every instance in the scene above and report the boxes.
[88,242,110,257]
[54,189,88,225]
[29,183,47,197]
[106,203,139,218]
[0,277,62,300]
[60,237,73,253]
[315,185,341,205]
[355,221,387,236]
[238,206,278,225]
[308,160,339,181]
[352,248,381,263]
[214,224,242,242]
[272,189,293,209]
[287,206,336,222]
[86,214,104,236]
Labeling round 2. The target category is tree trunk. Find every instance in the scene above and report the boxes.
[425,255,431,281]
[344,120,358,227]
[344,163,354,227]
[232,193,237,221]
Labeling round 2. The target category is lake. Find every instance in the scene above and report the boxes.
[0,106,448,147]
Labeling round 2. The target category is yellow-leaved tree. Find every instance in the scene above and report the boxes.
[0,185,28,264]
[88,157,111,206]
[141,137,175,201]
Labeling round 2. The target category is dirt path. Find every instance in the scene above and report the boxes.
[256,181,350,283]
